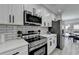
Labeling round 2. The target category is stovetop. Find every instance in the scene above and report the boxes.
[24,36,46,43]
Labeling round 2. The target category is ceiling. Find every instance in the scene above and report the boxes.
[42,4,79,21]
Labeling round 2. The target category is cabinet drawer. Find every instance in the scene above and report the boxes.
[1,45,28,55]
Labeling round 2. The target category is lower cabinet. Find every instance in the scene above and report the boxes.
[0,45,28,55]
[47,35,57,55]
[47,38,53,55]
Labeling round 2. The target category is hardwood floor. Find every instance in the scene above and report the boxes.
[50,37,79,55]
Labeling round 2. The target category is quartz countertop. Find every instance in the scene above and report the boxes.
[40,34,56,37]
[0,39,28,54]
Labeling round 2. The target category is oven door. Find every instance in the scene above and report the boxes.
[29,44,47,55]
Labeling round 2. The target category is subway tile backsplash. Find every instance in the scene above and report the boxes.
[0,25,7,33]
[0,25,48,42]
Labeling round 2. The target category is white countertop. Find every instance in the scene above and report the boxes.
[0,39,28,53]
[40,34,56,37]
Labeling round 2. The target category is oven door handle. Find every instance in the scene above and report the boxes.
[12,52,19,55]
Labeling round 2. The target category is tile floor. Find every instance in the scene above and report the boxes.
[51,37,79,55]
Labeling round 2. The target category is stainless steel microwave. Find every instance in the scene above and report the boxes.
[24,10,42,26]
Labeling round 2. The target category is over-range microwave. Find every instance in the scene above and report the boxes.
[24,10,42,26]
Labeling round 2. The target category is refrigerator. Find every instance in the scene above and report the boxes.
[48,20,65,50]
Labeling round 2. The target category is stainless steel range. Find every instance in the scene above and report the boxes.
[22,31,47,55]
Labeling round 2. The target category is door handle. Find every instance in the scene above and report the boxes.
[9,15,11,23]
[12,15,14,23]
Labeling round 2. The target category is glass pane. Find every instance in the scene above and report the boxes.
[74,24,79,29]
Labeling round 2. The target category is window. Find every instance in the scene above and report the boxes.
[74,24,79,29]
[65,24,70,30]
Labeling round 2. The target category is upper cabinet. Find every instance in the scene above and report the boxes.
[24,4,37,15]
[0,4,23,25]
[0,5,10,24]
[11,5,23,25]
[0,4,55,26]
[41,8,53,27]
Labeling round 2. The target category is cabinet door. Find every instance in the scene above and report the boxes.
[41,16,45,27]
[52,36,57,50]
[0,45,28,55]
[54,35,57,47]
[0,4,10,24]
[24,4,33,12]
[49,20,52,27]
[42,17,48,27]
[47,37,54,54]
[41,8,47,27]
[12,4,23,25]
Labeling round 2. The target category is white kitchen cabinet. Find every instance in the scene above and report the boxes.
[12,4,23,25]
[0,45,28,55]
[0,4,23,25]
[41,34,57,55]
[47,37,53,54]
[24,4,33,13]
[51,35,57,51]
[0,5,10,24]
[41,17,46,27]
[24,4,39,15]
[41,9,52,27]
[47,18,52,27]
[47,35,57,55]
[41,9,47,27]
[42,18,52,27]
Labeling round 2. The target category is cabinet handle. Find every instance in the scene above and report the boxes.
[48,23,49,26]
[50,41,52,46]
[49,38,52,40]
[44,22,46,26]
[53,40,55,43]
[9,15,11,23]
[12,52,19,55]
[13,15,14,23]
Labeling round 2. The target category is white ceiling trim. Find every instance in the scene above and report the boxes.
[42,4,79,21]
